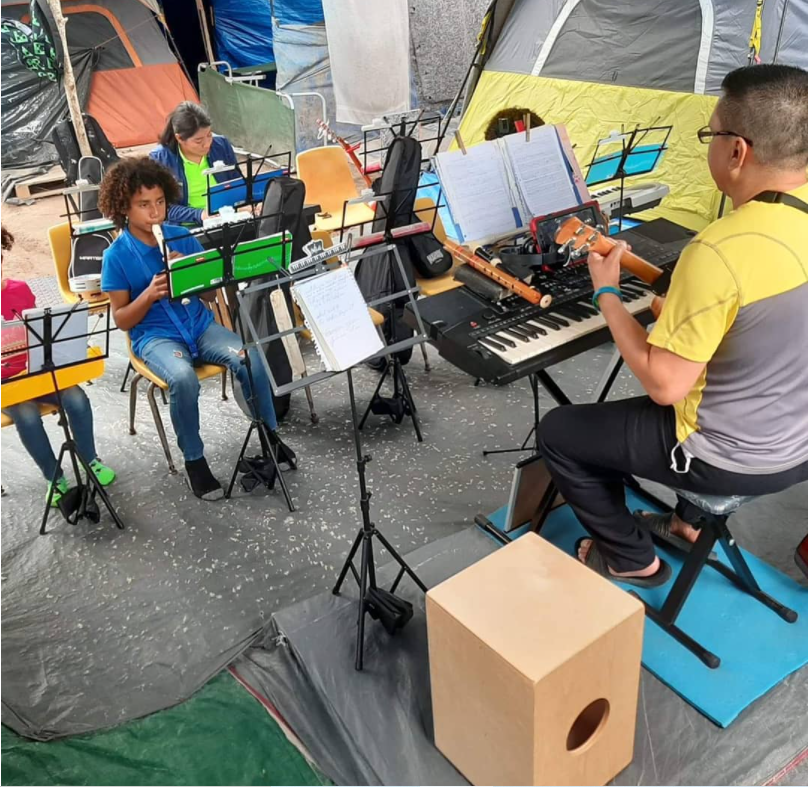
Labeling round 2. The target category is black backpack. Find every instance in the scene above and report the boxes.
[355,136,426,363]
[50,113,119,186]
[230,176,311,421]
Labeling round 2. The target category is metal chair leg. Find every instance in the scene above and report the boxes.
[221,370,228,401]
[420,341,431,372]
[147,383,177,474]
[120,361,133,393]
[129,374,142,435]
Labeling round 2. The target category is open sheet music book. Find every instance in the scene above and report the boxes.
[434,124,590,243]
[291,266,384,372]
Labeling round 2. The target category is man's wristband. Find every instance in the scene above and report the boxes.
[592,286,623,312]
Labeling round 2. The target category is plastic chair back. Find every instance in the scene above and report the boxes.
[296,146,361,217]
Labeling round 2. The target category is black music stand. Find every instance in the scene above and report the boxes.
[337,179,446,442]
[159,211,296,511]
[2,302,123,534]
[585,125,672,232]
[237,236,431,670]
[353,190,423,441]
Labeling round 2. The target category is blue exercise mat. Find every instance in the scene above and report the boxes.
[487,490,808,727]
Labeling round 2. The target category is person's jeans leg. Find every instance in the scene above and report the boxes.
[138,338,204,461]
[40,387,98,464]
[195,322,278,430]
[538,396,679,572]
[1,399,60,481]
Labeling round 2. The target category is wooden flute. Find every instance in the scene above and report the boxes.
[444,240,552,308]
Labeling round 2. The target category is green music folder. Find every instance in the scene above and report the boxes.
[168,231,293,298]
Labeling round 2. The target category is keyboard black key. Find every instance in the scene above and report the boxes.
[493,333,517,348]
[503,328,530,343]
[537,314,567,328]
[513,323,540,338]
[479,337,506,352]
[532,316,561,331]
[554,305,585,322]
[573,301,599,317]
[519,322,546,337]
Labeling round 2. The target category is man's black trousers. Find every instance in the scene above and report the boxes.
[538,396,808,572]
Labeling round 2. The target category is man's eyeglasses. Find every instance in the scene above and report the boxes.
[697,126,753,146]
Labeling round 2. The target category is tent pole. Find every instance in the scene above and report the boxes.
[45,0,92,158]
[434,0,497,154]
[195,0,216,65]
[772,0,790,62]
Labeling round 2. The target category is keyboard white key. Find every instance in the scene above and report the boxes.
[478,292,654,366]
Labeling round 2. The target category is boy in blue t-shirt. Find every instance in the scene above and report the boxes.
[99,157,295,500]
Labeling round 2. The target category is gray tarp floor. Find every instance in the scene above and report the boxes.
[2,329,807,778]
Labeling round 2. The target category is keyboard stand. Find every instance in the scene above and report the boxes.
[528,349,626,532]
[483,373,540,457]
[483,348,625,461]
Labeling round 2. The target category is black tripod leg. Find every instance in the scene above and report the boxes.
[355,531,372,671]
[258,422,295,513]
[226,421,255,499]
[74,449,125,530]
[40,446,67,535]
[333,529,364,595]
[374,528,428,593]
[359,362,390,430]
[483,374,540,456]
[396,362,423,442]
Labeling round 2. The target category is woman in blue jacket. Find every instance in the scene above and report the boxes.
[150,102,241,225]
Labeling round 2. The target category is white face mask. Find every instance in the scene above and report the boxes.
[670,442,693,474]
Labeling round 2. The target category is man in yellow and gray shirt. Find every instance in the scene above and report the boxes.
[540,64,808,585]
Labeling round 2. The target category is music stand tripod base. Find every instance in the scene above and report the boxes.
[332,368,427,670]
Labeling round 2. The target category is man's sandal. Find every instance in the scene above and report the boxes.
[574,537,672,589]
[633,510,715,557]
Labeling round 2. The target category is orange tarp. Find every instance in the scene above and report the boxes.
[87,62,198,148]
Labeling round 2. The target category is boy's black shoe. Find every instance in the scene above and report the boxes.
[185,457,224,501]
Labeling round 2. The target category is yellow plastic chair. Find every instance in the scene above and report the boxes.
[296,146,375,233]
[48,223,110,310]
[127,292,230,475]
[413,198,463,298]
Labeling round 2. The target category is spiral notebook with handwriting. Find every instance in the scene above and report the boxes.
[291,266,384,372]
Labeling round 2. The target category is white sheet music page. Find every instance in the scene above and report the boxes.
[500,126,581,218]
[435,142,518,241]
[291,266,383,372]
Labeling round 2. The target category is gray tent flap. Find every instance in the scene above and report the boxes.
[485,0,567,75]
[541,0,702,92]
[703,1,758,95]
[761,0,808,68]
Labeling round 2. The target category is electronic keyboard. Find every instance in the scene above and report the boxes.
[589,182,670,215]
[404,219,694,384]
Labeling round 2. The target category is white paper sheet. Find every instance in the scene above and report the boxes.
[500,128,580,217]
[291,267,383,372]
[434,143,519,242]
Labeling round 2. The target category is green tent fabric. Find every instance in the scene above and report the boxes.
[1,672,331,787]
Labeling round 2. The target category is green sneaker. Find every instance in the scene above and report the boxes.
[90,459,116,486]
[47,476,70,507]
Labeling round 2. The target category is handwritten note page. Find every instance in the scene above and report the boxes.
[435,142,518,241]
[500,127,580,217]
[291,266,383,372]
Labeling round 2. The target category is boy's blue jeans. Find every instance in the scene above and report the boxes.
[2,386,97,482]
[139,322,277,462]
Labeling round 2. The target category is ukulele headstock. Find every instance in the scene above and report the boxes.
[555,216,605,260]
